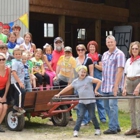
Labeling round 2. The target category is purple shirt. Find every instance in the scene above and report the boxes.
[101,47,125,93]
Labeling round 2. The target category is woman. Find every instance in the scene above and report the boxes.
[75,44,93,126]
[87,41,106,123]
[0,53,10,132]
[122,41,140,138]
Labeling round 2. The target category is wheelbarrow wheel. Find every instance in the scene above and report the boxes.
[51,105,70,126]
[5,107,25,131]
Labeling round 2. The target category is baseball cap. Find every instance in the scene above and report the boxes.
[64,46,72,52]
[54,37,63,43]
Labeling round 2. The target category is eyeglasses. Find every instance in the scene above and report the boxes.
[0,58,6,61]
[132,48,138,50]
[77,49,85,52]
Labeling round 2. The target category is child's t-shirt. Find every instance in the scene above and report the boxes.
[11,59,25,84]
[57,55,76,78]
[71,76,96,104]
[31,57,43,74]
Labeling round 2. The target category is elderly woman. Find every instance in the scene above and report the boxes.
[87,41,106,123]
[122,41,140,138]
[0,53,10,132]
[75,44,93,126]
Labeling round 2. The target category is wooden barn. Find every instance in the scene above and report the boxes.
[1,0,140,56]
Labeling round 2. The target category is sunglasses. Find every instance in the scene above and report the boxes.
[132,48,138,50]
[77,49,85,52]
[0,58,6,61]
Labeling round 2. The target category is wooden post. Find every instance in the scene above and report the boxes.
[59,15,65,41]
[95,20,101,53]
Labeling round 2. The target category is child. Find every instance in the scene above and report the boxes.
[20,32,36,55]
[7,32,17,55]
[31,48,50,91]
[26,51,36,89]
[0,44,14,68]
[55,65,101,137]
[10,48,26,116]
[43,43,55,89]
[22,52,32,92]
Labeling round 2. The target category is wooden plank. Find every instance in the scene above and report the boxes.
[34,89,74,111]
[95,20,101,53]
[59,15,65,40]
[29,0,129,22]
[24,91,37,107]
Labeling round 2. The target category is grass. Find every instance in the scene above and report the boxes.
[24,109,131,134]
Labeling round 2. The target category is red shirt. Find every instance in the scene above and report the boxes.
[0,67,9,90]
[51,50,64,71]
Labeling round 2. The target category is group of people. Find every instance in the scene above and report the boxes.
[0,21,140,139]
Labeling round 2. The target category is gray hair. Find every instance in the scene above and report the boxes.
[106,35,116,41]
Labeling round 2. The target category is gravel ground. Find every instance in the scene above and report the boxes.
[0,100,134,140]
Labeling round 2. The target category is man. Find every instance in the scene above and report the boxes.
[101,35,125,134]
[51,37,64,71]
[0,22,7,43]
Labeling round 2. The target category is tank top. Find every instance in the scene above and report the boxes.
[0,67,9,90]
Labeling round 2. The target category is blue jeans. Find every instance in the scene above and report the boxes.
[74,89,90,124]
[74,103,100,131]
[93,84,106,122]
[24,79,32,92]
[102,92,120,131]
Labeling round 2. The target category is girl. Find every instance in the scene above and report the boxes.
[7,32,17,55]
[0,53,10,132]
[20,32,36,56]
[31,48,50,91]
[55,65,101,137]
[43,43,55,89]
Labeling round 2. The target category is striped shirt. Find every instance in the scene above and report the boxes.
[101,47,125,93]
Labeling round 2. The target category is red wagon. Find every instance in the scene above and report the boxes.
[5,89,78,131]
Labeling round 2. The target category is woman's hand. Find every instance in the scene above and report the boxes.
[53,76,58,81]
[94,91,101,97]
[133,86,139,96]
[122,88,127,96]
[1,96,6,102]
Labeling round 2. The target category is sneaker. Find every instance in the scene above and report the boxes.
[13,106,26,114]
[73,130,78,137]
[81,122,86,126]
[103,129,117,134]
[12,112,22,116]
[95,129,101,135]
[18,108,26,114]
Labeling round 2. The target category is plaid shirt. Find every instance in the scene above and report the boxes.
[101,47,125,93]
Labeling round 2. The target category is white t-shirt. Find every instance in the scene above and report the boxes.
[125,58,140,77]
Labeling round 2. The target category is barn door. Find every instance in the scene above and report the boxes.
[113,26,132,59]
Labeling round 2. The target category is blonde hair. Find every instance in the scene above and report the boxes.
[129,41,140,56]
[76,44,87,51]
[75,65,87,73]
[13,47,22,55]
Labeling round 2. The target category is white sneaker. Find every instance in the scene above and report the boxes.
[73,130,78,137]
[95,129,101,135]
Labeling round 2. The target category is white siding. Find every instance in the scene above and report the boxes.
[0,0,29,37]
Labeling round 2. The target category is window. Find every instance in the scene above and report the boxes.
[44,23,54,37]
[77,28,86,40]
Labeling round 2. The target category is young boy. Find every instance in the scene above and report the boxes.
[55,65,101,137]
[10,48,26,116]
[22,52,32,92]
